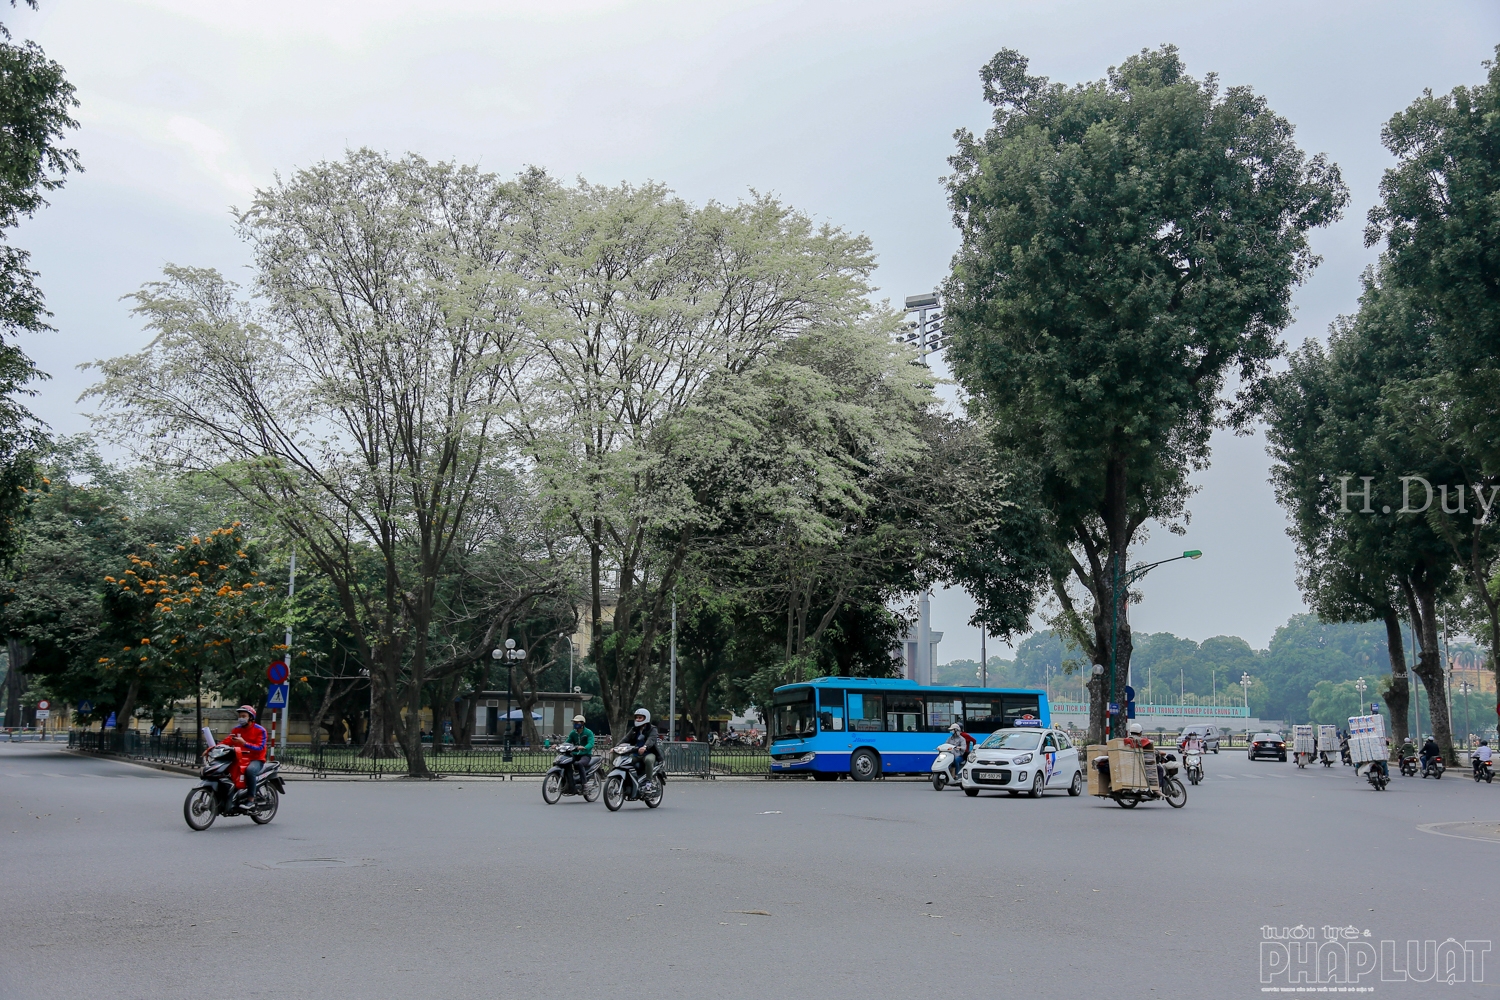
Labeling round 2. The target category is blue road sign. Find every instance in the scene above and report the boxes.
[1108,702,1119,715]
[266,684,289,709]
[78,700,94,714]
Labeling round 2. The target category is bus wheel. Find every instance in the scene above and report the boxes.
[849,749,879,782]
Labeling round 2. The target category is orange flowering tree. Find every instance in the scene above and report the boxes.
[98,524,279,729]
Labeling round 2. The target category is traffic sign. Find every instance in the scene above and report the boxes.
[36,699,49,710]
[267,660,289,685]
[34,709,49,720]
[266,684,289,709]
[78,700,93,714]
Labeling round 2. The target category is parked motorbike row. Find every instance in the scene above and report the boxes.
[541,744,666,811]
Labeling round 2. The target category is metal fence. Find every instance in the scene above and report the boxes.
[66,731,774,779]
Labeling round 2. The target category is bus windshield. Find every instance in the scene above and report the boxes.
[771,688,816,740]
[980,730,1043,751]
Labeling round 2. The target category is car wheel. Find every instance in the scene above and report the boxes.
[1028,771,1044,798]
[849,749,879,782]
[1068,771,1083,796]
[963,787,979,797]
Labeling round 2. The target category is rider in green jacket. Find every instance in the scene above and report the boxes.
[566,715,594,788]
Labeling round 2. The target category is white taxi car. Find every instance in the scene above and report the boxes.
[960,727,1083,798]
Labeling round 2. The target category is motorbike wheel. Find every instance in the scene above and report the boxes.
[250,786,279,825]
[931,773,947,791]
[582,776,600,802]
[542,771,563,805]
[603,774,625,812]
[643,780,664,809]
[1188,770,1200,786]
[1113,791,1139,809]
[184,787,217,831]
[1163,776,1187,808]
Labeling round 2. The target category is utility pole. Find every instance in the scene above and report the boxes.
[669,598,677,743]
[980,628,987,688]
[275,547,296,759]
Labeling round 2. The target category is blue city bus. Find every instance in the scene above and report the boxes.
[767,677,1051,779]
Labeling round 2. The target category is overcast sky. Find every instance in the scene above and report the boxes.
[10,1,1498,658]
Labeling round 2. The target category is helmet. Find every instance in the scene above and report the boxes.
[633,708,651,724]
[1127,722,1143,736]
[948,723,963,733]
[236,704,257,720]
[573,714,586,724]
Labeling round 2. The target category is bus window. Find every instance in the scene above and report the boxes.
[886,695,924,733]
[819,690,845,732]
[964,698,1002,734]
[928,699,962,729]
[1002,694,1043,728]
[771,688,816,740]
[847,693,884,732]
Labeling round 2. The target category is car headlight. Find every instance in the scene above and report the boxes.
[1013,753,1033,765]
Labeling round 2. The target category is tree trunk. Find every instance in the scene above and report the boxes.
[1381,609,1410,752]
[360,669,399,758]
[1410,585,1457,764]
[5,638,32,728]
[116,675,142,751]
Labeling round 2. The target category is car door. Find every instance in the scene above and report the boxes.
[1052,730,1079,785]
[1040,732,1060,787]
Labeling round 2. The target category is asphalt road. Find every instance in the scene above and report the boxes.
[3,744,1499,1000]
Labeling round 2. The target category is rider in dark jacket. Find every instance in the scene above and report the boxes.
[625,708,660,792]
[1420,737,1441,772]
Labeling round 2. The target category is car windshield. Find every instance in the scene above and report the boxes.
[771,690,816,740]
[1254,734,1280,741]
[979,730,1042,751]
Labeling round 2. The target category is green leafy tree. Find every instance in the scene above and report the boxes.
[1365,48,1500,694]
[1267,269,1461,758]
[944,45,1347,743]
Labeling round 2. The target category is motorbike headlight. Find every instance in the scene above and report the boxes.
[1013,753,1033,765]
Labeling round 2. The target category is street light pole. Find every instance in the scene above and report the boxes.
[492,640,527,760]
[1240,672,1251,712]
[1107,549,1202,740]
[669,597,677,743]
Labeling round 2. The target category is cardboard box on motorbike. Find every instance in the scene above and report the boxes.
[1088,738,1151,795]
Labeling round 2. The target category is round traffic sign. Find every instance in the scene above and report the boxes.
[36,699,49,710]
[267,660,289,685]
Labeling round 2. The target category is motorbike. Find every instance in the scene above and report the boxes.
[1473,759,1494,784]
[1340,739,1353,766]
[1421,756,1445,779]
[1320,751,1335,768]
[1399,754,1419,777]
[542,750,602,804]
[1183,751,1203,786]
[183,743,285,830]
[930,739,965,790]
[1359,761,1390,791]
[602,743,665,811]
[1094,750,1188,809]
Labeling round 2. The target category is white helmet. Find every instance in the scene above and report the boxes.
[1127,722,1143,735]
[633,708,651,724]
[948,723,963,733]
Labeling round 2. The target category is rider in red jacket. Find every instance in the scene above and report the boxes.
[225,705,267,803]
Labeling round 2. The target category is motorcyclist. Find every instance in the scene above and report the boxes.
[1420,736,1441,773]
[1125,722,1167,788]
[1472,739,1492,777]
[946,722,975,768]
[624,708,660,794]
[224,705,267,804]
[1399,736,1416,761]
[565,714,594,788]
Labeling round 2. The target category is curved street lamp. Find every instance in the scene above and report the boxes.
[1106,550,1203,739]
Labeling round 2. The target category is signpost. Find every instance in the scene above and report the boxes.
[35,699,49,733]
